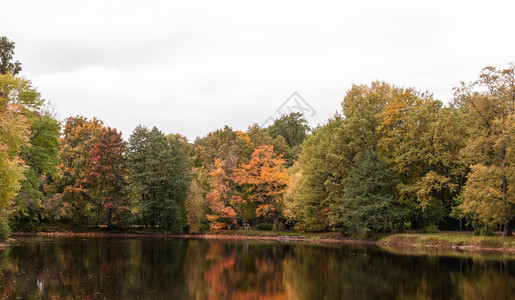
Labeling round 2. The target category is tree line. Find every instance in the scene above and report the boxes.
[0,37,513,238]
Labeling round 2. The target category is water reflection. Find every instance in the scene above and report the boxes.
[0,237,513,299]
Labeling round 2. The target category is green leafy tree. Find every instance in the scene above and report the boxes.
[286,82,466,232]
[378,94,467,228]
[339,150,405,234]
[0,36,22,75]
[266,112,310,164]
[128,126,191,232]
[266,112,310,148]
[246,123,289,158]
[162,133,192,230]
[1,74,59,228]
[286,116,345,231]
[13,116,60,226]
[194,125,253,170]
[0,40,60,232]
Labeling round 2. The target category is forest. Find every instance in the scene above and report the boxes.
[1,36,514,238]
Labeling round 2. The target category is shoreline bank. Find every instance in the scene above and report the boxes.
[8,230,515,253]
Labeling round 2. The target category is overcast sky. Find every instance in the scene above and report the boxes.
[2,0,514,141]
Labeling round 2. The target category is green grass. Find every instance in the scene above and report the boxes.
[381,232,515,250]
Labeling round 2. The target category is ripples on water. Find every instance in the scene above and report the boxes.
[0,237,514,299]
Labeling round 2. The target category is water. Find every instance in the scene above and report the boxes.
[0,237,514,299]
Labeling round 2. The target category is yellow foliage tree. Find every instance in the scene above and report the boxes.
[455,64,514,236]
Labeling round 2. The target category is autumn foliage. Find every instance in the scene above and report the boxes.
[1,38,513,238]
[235,145,288,225]
[205,159,240,230]
[88,127,129,227]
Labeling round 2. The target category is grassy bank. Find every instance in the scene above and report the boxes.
[10,229,515,253]
[381,232,515,252]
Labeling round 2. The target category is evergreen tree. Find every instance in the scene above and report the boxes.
[128,126,191,232]
[339,150,405,234]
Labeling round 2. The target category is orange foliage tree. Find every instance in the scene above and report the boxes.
[205,159,242,230]
[235,145,288,228]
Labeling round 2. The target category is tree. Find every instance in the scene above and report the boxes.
[286,116,345,231]
[194,126,254,228]
[0,75,31,208]
[455,64,514,236]
[286,82,466,232]
[0,37,22,75]
[378,92,467,228]
[162,133,192,231]
[0,73,58,226]
[282,161,306,228]
[128,126,191,231]
[0,41,60,231]
[58,116,104,225]
[205,159,240,230]
[266,112,310,148]
[87,127,128,227]
[266,112,310,164]
[0,73,31,236]
[194,125,253,170]
[246,123,289,158]
[234,145,288,230]
[13,116,60,226]
[185,178,207,233]
[338,150,405,234]
[128,125,164,227]
[0,101,29,228]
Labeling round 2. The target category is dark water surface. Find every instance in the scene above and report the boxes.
[0,237,514,299]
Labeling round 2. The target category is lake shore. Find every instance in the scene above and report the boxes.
[0,238,16,250]
[9,229,515,253]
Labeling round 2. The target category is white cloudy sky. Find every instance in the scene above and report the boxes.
[1,0,514,141]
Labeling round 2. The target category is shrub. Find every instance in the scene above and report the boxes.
[474,225,494,236]
[273,220,285,231]
[0,219,11,240]
[422,224,440,233]
[199,224,210,232]
[256,223,273,230]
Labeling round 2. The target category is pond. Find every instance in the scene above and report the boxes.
[0,237,514,299]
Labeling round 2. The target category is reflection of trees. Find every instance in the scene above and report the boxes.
[281,245,515,300]
[0,238,514,299]
[0,237,190,299]
[184,240,287,299]
[455,261,515,299]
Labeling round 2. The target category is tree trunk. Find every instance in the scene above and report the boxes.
[411,214,421,230]
[107,209,112,229]
[503,215,515,236]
